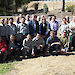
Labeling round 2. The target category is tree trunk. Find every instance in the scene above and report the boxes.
[62,0,65,12]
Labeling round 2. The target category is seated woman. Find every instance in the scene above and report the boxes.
[8,34,20,60]
[0,36,7,63]
[46,31,61,55]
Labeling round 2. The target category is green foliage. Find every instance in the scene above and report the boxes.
[0,62,17,74]
[22,6,27,14]
[0,0,31,15]
[66,5,75,14]
[34,3,39,10]
[23,0,30,4]
[43,4,48,14]
[0,0,39,15]
[0,8,7,15]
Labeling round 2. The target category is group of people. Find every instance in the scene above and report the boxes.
[0,14,75,63]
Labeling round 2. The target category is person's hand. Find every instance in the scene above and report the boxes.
[11,47,13,50]
[40,45,43,51]
[40,45,43,48]
[10,47,14,52]
[31,52,35,56]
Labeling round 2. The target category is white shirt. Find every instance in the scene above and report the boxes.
[69,21,75,33]
[69,21,75,28]
[14,22,21,33]
[59,23,69,35]
[25,20,31,25]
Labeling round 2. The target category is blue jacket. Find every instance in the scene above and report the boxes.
[29,20,39,35]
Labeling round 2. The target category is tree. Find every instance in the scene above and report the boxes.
[0,0,36,15]
[62,0,65,12]
[43,4,48,14]
[34,3,38,11]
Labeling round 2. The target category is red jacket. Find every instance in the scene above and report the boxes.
[0,40,7,52]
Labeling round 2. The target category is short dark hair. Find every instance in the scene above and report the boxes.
[36,32,41,35]
[10,34,15,37]
[53,15,56,19]
[62,17,66,20]
[9,17,13,21]
[22,17,25,19]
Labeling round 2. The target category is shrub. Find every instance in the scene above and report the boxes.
[22,6,27,14]
[0,8,8,15]
[34,3,38,11]
[66,5,75,14]
[43,4,48,14]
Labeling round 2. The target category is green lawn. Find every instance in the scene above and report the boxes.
[0,61,17,74]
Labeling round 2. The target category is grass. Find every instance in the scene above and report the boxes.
[0,61,17,74]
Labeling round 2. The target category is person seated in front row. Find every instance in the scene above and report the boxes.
[69,16,75,49]
[59,30,69,54]
[46,31,61,55]
[22,34,32,58]
[0,36,7,63]
[8,34,20,60]
[32,33,45,56]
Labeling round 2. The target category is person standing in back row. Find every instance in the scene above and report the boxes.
[14,16,21,34]
[0,19,10,43]
[49,16,59,35]
[19,17,29,39]
[39,17,50,41]
[9,18,17,36]
[29,15,39,37]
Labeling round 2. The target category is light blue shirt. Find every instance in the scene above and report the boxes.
[19,23,29,35]
[50,20,59,31]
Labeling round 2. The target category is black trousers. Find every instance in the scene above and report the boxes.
[0,51,7,63]
[9,48,20,59]
[22,48,32,58]
[34,47,45,56]
[49,44,61,53]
